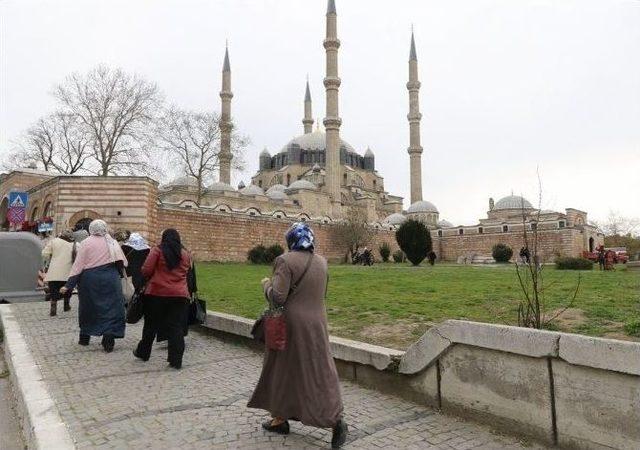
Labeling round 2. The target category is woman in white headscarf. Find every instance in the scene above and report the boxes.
[121,232,151,292]
[60,219,127,352]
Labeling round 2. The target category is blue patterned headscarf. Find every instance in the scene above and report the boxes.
[285,222,315,252]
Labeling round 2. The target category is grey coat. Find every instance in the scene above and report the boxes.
[247,250,343,428]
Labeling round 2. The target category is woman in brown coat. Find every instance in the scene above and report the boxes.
[248,222,348,449]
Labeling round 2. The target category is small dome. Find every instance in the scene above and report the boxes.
[438,219,453,228]
[286,179,317,191]
[240,184,265,196]
[494,195,533,210]
[207,182,236,192]
[162,176,198,189]
[267,190,289,200]
[383,213,407,226]
[266,184,286,195]
[237,181,246,190]
[312,163,322,172]
[407,200,439,214]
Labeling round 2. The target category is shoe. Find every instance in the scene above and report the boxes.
[63,298,71,312]
[331,419,348,449]
[133,349,149,362]
[78,334,90,346]
[261,420,290,435]
[168,361,182,370]
[49,301,57,317]
[101,335,115,353]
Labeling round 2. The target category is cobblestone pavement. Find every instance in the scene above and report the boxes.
[7,302,547,449]
[0,344,25,450]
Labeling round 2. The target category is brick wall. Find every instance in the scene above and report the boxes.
[156,206,399,262]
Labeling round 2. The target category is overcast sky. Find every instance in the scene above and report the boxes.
[1,0,639,225]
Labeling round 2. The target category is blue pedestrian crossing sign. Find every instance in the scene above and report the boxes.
[9,192,28,209]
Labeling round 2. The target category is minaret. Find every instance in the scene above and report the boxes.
[323,0,342,215]
[407,30,423,204]
[219,43,233,185]
[303,78,314,134]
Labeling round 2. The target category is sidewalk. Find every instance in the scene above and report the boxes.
[1,302,546,449]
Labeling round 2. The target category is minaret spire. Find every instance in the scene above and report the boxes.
[323,0,342,216]
[303,78,314,134]
[407,29,423,204]
[219,42,234,185]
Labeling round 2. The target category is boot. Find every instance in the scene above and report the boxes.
[78,334,90,346]
[331,419,348,449]
[101,335,115,353]
[49,300,57,317]
[261,419,290,435]
[63,297,71,312]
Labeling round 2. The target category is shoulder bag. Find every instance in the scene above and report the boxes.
[260,253,314,351]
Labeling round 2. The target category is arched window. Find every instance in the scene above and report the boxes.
[459,228,464,235]
[43,201,52,218]
[286,174,291,186]
[502,225,509,233]
[258,180,262,188]
[437,230,443,237]
[478,227,484,234]
[30,207,39,222]
[558,220,565,229]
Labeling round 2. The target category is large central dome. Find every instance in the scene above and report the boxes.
[278,130,358,155]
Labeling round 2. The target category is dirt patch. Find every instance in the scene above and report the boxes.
[548,308,587,330]
[602,332,640,342]
[360,320,430,350]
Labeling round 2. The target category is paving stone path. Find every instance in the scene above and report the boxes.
[5,302,547,449]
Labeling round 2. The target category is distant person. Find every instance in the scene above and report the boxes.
[42,230,75,316]
[248,222,348,449]
[598,247,606,271]
[133,229,192,369]
[519,246,530,264]
[121,232,151,292]
[60,219,127,352]
[72,228,89,244]
[605,250,616,271]
[427,250,436,266]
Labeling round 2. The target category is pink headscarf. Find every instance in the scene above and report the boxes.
[67,220,127,278]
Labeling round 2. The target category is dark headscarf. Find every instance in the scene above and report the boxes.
[160,228,182,270]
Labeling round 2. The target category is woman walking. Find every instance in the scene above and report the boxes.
[60,220,127,352]
[248,222,348,449]
[121,232,151,292]
[133,229,191,369]
[42,229,75,316]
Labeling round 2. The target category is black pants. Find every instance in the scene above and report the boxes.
[135,296,189,366]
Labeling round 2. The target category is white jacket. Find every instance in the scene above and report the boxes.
[42,238,74,282]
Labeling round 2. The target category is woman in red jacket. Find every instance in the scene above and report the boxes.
[133,228,192,369]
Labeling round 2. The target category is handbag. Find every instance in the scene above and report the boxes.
[126,287,145,324]
[188,295,207,326]
[260,253,314,351]
[121,276,135,303]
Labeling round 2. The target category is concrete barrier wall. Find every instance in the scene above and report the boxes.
[203,312,640,449]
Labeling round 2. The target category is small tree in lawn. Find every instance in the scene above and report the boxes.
[492,243,513,263]
[395,219,432,266]
[379,242,391,262]
[333,207,374,261]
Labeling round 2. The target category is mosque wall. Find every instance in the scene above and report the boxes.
[155,205,399,262]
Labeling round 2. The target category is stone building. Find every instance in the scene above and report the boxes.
[0,0,603,262]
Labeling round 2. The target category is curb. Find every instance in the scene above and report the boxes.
[0,304,75,450]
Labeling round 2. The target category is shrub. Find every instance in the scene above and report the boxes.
[379,242,391,262]
[247,245,267,264]
[492,243,513,263]
[555,257,594,270]
[624,319,640,337]
[392,250,405,263]
[264,244,285,264]
[395,219,432,266]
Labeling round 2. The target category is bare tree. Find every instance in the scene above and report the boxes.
[333,207,374,261]
[54,65,163,176]
[158,106,247,203]
[4,113,91,174]
[596,211,639,237]
[514,174,581,329]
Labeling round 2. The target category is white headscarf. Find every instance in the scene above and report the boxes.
[89,219,108,236]
[124,233,150,251]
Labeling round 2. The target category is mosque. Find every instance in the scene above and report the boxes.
[0,0,603,262]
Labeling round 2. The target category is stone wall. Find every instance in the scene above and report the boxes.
[156,205,399,261]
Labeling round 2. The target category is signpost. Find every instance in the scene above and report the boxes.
[8,192,28,227]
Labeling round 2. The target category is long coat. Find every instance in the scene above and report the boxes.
[42,237,74,282]
[247,250,343,428]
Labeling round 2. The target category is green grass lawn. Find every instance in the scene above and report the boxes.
[197,262,640,350]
